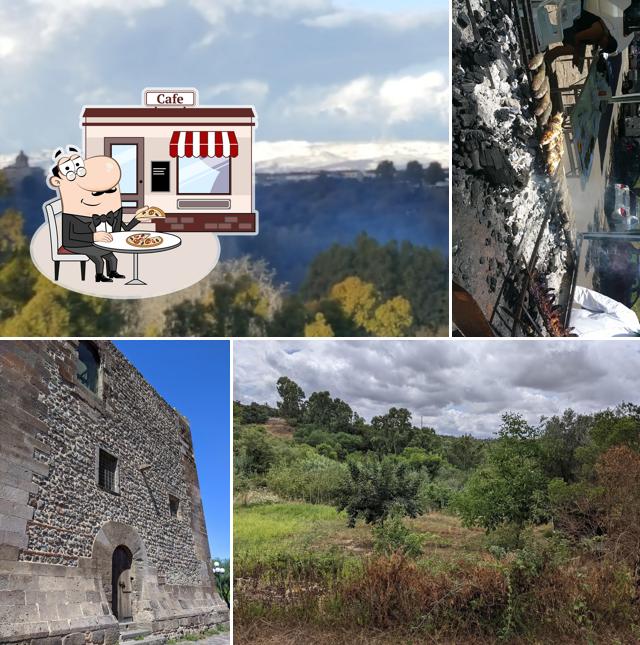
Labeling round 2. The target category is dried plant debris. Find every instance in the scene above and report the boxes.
[529,270,576,336]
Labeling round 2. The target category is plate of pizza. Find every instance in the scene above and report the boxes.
[126,233,164,248]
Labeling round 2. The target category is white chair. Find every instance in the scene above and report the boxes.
[43,199,89,281]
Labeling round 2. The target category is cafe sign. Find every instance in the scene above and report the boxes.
[144,89,198,107]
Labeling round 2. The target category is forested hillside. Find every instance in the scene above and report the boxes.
[0,162,447,336]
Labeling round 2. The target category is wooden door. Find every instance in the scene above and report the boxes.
[112,545,133,622]
[117,566,133,621]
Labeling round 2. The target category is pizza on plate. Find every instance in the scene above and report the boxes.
[126,233,163,248]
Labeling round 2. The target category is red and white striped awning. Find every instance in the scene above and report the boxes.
[169,131,239,158]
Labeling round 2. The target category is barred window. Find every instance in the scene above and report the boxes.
[169,495,180,518]
[77,341,100,394]
[98,449,118,493]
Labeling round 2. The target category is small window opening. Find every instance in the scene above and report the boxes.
[77,341,100,394]
[98,449,118,493]
[169,495,180,518]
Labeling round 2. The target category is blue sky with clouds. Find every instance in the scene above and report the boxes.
[0,0,447,160]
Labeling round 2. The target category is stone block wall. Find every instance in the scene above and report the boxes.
[0,341,228,644]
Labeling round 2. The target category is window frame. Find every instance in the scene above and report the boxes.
[176,155,232,196]
[76,341,102,396]
[96,446,120,495]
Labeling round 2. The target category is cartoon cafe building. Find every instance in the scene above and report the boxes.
[81,89,257,234]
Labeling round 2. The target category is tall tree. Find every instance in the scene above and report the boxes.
[454,414,548,536]
[276,376,306,421]
[370,407,413,455]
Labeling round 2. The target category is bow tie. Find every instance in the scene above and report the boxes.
[92,213,115,227]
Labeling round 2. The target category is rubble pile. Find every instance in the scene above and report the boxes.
[452,0,572,334]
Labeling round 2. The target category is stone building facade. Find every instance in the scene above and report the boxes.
[0,341,228,644]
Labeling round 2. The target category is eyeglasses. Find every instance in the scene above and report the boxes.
[54,156,87,181]
[62,167,87,181]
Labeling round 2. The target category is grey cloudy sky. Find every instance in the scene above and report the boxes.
[234,340,640,437]
[0,0,447,157]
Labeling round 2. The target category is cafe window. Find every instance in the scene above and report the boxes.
[77,341,100,394]
[177,157,230,195]
[98,448,119,493]
[169,494,180,518]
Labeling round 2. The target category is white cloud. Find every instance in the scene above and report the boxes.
[0,35,16,58]
[205,80,270,103]
[379,71,448,123]
[0,0,166,62]
[190,0,331,24]
[302,8,447,30]
[234,340,640,437]
[281,70,448,127]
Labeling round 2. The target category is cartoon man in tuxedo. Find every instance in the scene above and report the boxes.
[48,146,150,282]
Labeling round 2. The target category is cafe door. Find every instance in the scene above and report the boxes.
[104,137,144,211]
[111,545,133,622]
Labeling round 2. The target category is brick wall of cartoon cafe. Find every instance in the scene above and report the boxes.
[81,91,257,235]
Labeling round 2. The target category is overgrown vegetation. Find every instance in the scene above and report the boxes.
[234,379,640,643]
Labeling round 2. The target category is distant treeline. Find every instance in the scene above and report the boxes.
[0,162,448,337]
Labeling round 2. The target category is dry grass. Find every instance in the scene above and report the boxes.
[234,503,640,644]
[264,417,295,440]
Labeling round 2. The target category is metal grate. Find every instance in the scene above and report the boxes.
[99,449,118,492]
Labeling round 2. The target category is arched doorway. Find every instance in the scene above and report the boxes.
[111,545,133,622]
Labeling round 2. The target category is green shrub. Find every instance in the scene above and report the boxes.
[372,510,425,558]
[266,455,348,504]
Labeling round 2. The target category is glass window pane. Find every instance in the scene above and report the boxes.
[77,341,99,393]
[99,449,118,493]
[178,157,230,194]
[111,144,138,194]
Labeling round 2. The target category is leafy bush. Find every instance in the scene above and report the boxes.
[372,509,425,558]
[266,455,348,504]
[337,455,422,527]
[418,481,455,512]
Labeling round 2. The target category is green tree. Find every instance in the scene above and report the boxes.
[370,407,413,455]
[445,434,485,471]
[0,209,26,264]
[454,414,549,537]
[304,391,335,426]
[234,426,276,477]
[400,447,443,479]
[337,455,422,527]
[276,376,306,421]
[539,409,591,482]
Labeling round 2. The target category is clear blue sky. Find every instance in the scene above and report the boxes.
[113,340,230,560]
